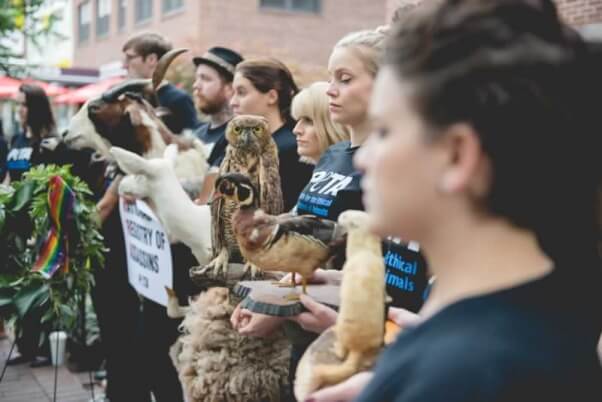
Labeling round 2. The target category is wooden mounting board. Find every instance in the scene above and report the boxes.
[294,327,379,401]
[233,281,341,317]
[189,263,280,290]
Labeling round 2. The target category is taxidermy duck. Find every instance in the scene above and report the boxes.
[212,172,345,294]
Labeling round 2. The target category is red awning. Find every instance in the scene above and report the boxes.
[0,76,23,99]
[54,76,125,105]
[0,76,70,99]
[22,79,70,97]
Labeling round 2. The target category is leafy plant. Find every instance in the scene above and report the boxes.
[0,164,105,342]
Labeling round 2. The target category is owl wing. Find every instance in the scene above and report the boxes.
[258,141,284,215]
[211,145,234,255]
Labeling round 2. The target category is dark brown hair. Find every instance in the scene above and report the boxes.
[235,58,299,123]
[122,32,172,60]
[19,84,55,140]
[385,0,600,266]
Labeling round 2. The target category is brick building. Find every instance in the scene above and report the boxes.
[73,0,387,84]
[386,0,602,38]
[73,0,602,84]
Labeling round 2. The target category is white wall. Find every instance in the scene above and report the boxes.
[26,0,74,69]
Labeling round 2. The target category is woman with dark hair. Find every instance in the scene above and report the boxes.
[309,1,602,401]
[6,84,64,183]
[4,84,68,367]
[231,30,430,402]
[230,57,313,210]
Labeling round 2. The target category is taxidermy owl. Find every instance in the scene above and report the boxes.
[207,114,284,277]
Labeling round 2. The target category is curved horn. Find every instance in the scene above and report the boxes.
[152,48,189,91]
[102,78,152,102]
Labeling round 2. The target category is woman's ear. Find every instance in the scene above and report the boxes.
[438,123,489,196]
[266,88,279,106]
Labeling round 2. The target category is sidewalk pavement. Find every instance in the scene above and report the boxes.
[0,337,103,402]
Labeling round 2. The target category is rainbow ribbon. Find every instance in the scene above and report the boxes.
[32,176,76,279]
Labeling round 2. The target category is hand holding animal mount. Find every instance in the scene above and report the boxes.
[212,173,345,294]
[110,145,212,266]
[294,210,387,401]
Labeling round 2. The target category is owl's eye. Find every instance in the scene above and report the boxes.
[252,126,261,134]
[233,126,242,134]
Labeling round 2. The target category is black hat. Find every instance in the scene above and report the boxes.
[193,47,243,81]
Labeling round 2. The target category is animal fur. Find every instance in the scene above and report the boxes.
[208,115,284,276]
[111,145,212,265]
[312,210,385,386]
[65,93,208,182]
[170,287,291,402]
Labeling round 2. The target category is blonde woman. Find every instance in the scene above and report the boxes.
[231,28,430,401]
[291,82,349,164]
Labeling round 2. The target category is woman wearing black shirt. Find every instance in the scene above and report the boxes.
[5,84,67,367]
[309,1,602,401]
[6,84,66,183]
[231,29,429,401]
[230,58,313,211]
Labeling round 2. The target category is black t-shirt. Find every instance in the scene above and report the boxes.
[194,121,228,167]
[157,83,200,134]
[356,267,602,402]
[6,133,68,182]
[295,141,362,220]
[383,239,429,312]
[296,141,428,311]
[272,123,313,211]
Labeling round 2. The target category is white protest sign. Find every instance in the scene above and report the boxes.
[119,198,172,306]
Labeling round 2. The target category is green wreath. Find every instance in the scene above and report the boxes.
[0,164,105,344]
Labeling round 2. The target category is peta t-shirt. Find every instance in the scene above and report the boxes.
[295,141,428,310]
[7,133,34,181]
[295,141,363,220]
[383,238,429,312]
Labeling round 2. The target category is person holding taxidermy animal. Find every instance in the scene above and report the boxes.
[92,32,201,402]
[308,1,602,401]
[230,27,430,401]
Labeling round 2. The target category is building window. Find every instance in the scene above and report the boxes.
[118,0,127,31]
[135,0,153,23]
[96,0,111,37]
[259,0,321,13]
[162,0,183,14]
[78,1,91,43]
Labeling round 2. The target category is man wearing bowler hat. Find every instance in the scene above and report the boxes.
[192,47,244,203]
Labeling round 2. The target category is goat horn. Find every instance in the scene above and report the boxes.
[152,48,189,91]
[102,78,152,102]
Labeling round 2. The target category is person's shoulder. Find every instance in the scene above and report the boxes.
[193,121,210,138]
[326,140,352,153]
[10,133,28,147]
[313,140,352,168]
[159,83,187,96]
[158,83,193,104]
[272,124,297,151]
[374,324,517,399]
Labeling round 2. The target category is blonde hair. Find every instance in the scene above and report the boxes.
[334,28,389,77]
[291,82,350,164]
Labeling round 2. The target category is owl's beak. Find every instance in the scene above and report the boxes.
[242,132,252,147]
